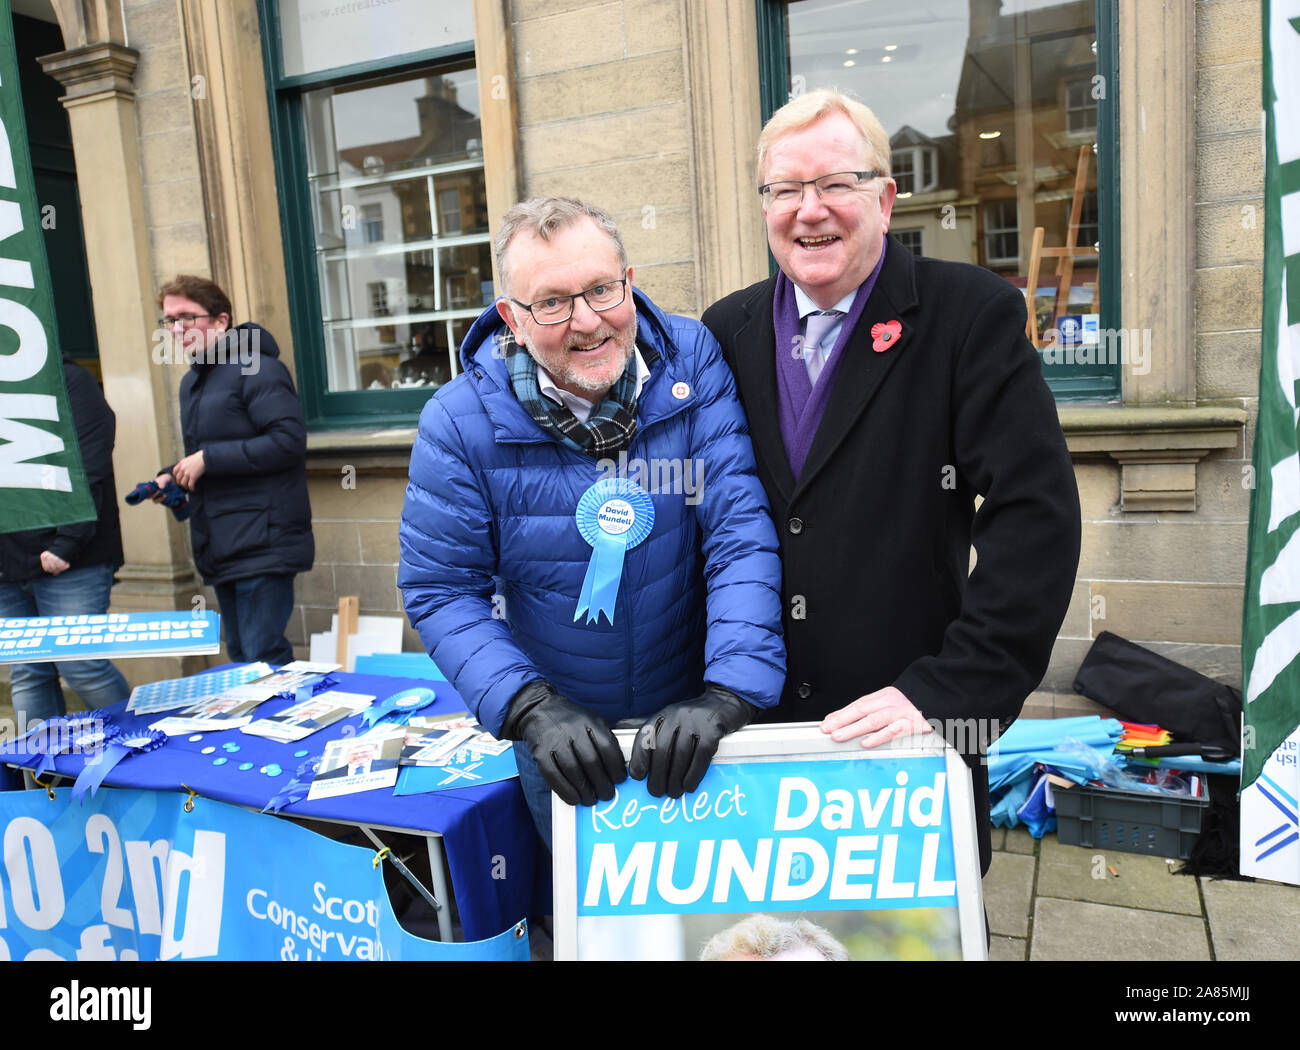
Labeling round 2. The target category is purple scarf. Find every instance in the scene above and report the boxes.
[773,241,887,479]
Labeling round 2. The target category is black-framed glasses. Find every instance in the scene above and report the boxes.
[758,170,883,212]
[509,277,628,325]
[160,313,213,328]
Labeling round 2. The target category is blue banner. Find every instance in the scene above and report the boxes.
[0,611,220,663]
[575,756,958,916]
[0,787,528,960]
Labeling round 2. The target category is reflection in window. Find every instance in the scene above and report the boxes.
[783,0,1102,342]
[303,64,491,393]
[892,144,938,196]
[984,199,1019,266]
[361,203,384,244]
[894,228,924,256]
[1066,78,1098,135]
[1070,191,1099,252]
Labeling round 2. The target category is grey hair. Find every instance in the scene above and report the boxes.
[494,196,628,298]
[698,914,850,962]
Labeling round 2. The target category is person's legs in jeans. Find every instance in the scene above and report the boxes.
[0,580,65,726]
[512,740,554,853]
[212,581,245,663]
[31,564,129,712]
[217,575,296,665]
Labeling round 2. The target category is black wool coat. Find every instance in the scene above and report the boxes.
[170,323,314,586]
[702,235,1082,872]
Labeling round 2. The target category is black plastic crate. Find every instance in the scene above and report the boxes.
[1054,780,1209,859]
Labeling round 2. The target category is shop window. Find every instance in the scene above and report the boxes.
[760,0,1120,401]
[259,0,482,424]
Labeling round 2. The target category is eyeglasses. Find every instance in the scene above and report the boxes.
[758,170,883,212]
[510,277,629,325]
[160,313,213,328]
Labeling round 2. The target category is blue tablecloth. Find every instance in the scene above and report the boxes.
[0,671,548,942]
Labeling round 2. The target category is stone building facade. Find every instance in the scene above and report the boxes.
[11,0,1262,711]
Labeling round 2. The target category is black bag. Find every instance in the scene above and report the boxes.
[1072,631,1242,756]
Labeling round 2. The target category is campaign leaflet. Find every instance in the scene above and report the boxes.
[307,726,406,800]
[242,690,375,744]
[148,661,341,736]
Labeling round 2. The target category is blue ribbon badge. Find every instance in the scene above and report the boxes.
[362,686,438,728]
[71,728,166,802]
[574,478,655,625]
[264,753,322,814]
[17,714,100,776]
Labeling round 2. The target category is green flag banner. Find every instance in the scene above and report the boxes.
[1241,0,1300,789]
[0,3,93,534]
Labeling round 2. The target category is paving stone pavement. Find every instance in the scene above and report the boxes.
[984,827,1300,962]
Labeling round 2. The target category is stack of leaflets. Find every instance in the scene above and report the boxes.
[393,713,518,794]
[149,661,341,736]
[402,714,513,766]
[126,663,273,715]
[301,715,516,800]
[242,690,375,743]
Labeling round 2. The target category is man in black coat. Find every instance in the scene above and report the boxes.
[701,90,1081,875]
[154,276,313,666]
[0,356,129,724]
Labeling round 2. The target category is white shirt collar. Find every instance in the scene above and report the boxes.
[538,347,651,424]
[793,284,858,320]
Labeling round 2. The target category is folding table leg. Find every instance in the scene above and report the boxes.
[359,825,454,941]
[424,834,454,943]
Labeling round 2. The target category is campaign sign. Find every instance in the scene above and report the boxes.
[0,787,528,961]
[0,611,221,664]
[553,725,986,960]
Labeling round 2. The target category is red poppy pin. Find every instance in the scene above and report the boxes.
[870,320,902,353]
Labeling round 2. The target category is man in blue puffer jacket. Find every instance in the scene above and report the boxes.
[399,198,785,848]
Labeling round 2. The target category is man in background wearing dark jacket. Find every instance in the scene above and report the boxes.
[154,276,313,666]
[0,356,129,724]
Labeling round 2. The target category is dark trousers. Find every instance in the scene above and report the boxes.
[213,574,297,665]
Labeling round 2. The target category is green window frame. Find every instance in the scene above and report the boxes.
[256,0,480,429]
[756,0,1121,402]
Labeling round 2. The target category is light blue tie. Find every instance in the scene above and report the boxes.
[803,310,843,385]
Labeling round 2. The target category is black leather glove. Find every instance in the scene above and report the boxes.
[628,684,755,799]
[500,681,626,807]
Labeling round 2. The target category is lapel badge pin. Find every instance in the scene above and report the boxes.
[671,381,690,400]
[870,320,902,353]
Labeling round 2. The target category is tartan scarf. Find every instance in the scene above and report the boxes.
[502,328,656,458]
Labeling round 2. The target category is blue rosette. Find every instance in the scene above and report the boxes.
[362,686,438,728]
[573,478,655,625]
[72,728,166,801]
[16,714,101,775]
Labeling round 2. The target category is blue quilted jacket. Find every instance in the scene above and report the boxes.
[398,290,786,736]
